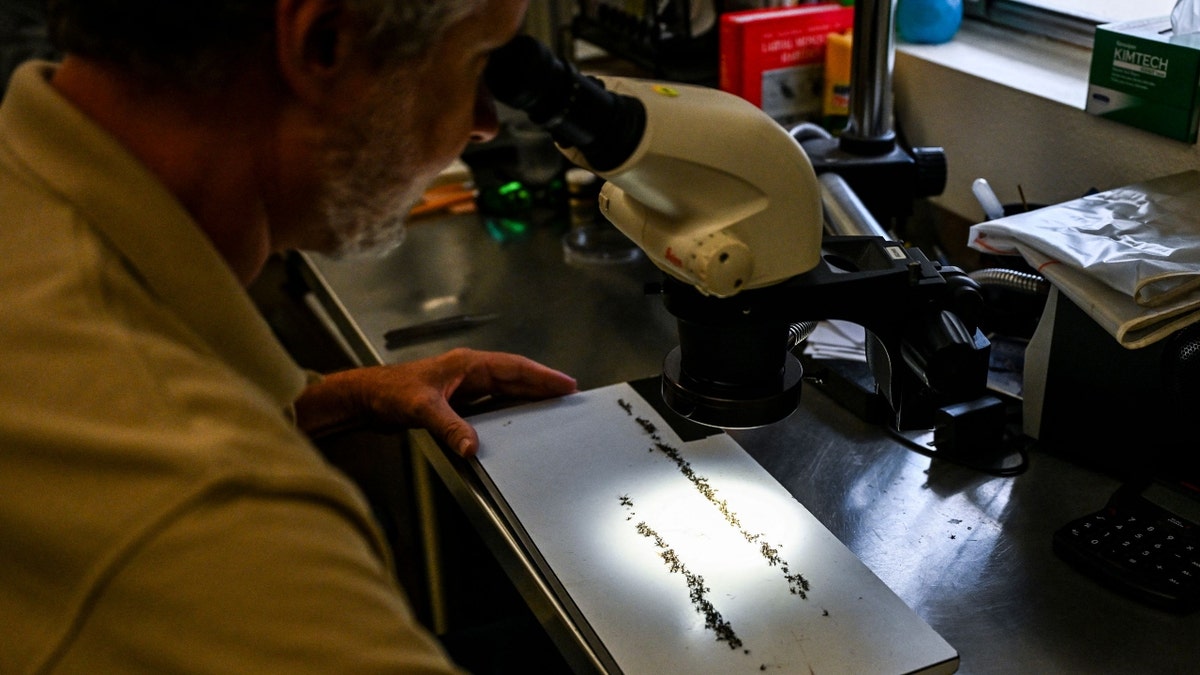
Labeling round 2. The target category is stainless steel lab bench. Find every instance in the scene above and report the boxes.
[297,209,1199,674]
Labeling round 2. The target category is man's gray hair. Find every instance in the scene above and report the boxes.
[45,0,488,91]
[353,0,487,62]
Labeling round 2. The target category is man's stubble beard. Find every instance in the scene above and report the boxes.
[317,79,426,260]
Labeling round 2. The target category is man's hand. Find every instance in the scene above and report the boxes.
[295,348,577,456]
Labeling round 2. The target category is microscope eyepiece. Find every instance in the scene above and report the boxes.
[484,35,645,172]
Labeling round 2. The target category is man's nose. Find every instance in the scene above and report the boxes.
[470,81,500,143]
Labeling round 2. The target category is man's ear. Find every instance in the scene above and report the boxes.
[275,0,354,104]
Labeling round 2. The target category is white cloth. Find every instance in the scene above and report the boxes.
[968,170,1200,348]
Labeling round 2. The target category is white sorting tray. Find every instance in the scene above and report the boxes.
[469,382,959,675]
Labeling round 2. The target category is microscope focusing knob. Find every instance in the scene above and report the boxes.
[683,231,753,298]
[911,146,948,198]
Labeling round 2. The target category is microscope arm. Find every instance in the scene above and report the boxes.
[658,233,989,430]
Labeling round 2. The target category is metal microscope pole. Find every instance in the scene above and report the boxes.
[800,0,947,234]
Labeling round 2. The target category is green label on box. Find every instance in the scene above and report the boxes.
[1086,17,1200,143]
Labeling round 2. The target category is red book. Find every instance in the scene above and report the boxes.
[719,4,855,127]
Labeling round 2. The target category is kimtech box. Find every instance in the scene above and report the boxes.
[1086,17,1200,143]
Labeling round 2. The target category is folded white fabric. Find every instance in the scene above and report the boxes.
[968,170,1200,349]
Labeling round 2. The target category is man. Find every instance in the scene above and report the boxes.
[0,0,576,672]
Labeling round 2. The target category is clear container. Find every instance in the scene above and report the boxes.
[561,168,640,265]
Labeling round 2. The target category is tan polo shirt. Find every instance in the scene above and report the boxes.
[0,61,463,674]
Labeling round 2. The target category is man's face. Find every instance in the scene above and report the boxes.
[316,0,528,257]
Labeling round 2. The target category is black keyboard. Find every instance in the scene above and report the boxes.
[1053,478,1200,613]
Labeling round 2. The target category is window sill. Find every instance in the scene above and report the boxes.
[893,19,1200,225]
[898,20,1091,109]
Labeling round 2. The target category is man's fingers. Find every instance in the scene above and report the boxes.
[417,396,479,457]
[458,351,577,399]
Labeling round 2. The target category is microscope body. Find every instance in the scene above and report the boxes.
[485,35,991,438]
[553,77,988,431]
